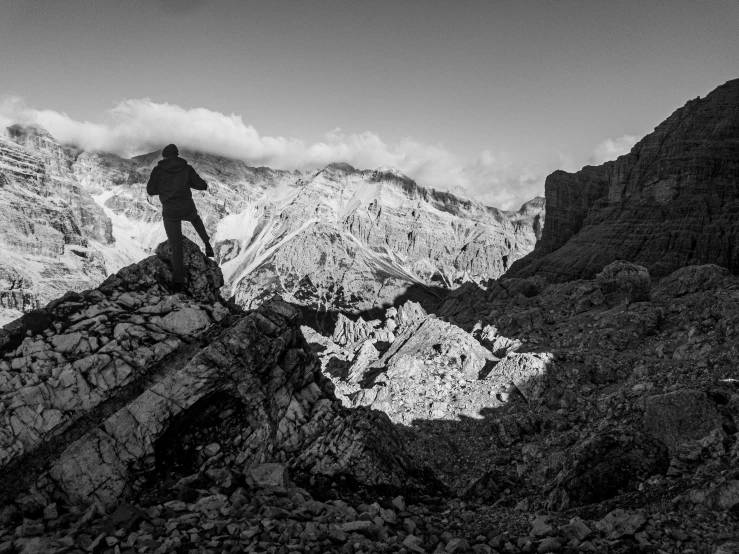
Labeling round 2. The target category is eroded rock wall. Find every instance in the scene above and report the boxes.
[508,77,739,282]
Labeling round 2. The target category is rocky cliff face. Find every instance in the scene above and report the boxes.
[0,128,113,325]
[508,78,739,282]
[222,163,543,317]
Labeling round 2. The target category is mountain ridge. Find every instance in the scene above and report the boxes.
[0,127,544,324]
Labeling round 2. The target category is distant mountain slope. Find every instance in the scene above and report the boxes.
[0,125,544,323]
[507,77,739,282]
[0,126,113,323]
[220,163,544,315]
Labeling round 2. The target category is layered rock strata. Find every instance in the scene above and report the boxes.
[508,77,739,282]
[0,128,114,325]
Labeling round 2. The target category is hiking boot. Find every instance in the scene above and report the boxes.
[204,245,215,258]
[171,282,184,294]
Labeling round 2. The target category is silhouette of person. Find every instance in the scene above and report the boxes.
[146,144,214,291]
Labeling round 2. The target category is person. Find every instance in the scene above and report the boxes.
[146,144,214,292]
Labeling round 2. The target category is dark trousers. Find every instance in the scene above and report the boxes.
[163,211,211,284]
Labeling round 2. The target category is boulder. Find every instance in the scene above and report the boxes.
[346,340,380,384]
[643,389,723,452]
[248,463,289,489]
[595,261,651,303]
[595,509,646,539]
[155,307,211,335]
[654,264,729,298]
[395,301,427,329]
[332,314,375,346]
[487,352,553,401]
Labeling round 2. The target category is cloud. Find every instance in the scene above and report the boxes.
[591,134,639,164]
[0,96,547,209]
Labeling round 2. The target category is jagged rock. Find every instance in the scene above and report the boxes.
[488,352,553,401]
[654,263,730,298]
[380,316,497,381]
[594,509,646,539]
[529,514,553,537]
[595,261,651,304]
[667,428,726,476]
[346,340,380,384]
[248,463,289,489]
[395,300,427,328]
[332,314,375,347]
[152,238,223,302]
[508,78,739,282]
[561,517,591,542]
[643,389,723,452]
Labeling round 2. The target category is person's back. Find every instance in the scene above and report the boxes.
[147,144,214,291]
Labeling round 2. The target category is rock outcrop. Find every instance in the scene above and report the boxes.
[0,238,438,516]
[508,77,739,282]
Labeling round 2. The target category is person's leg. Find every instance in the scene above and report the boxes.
[185,211,214,256]
[162,217,185,283]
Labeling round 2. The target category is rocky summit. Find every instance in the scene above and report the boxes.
[1,78,739,554]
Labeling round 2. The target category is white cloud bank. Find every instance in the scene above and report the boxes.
[0,97,640,210]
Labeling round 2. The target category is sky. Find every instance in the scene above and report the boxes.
[0,0,737,209]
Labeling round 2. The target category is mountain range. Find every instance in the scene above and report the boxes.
[0,78,738,553]
[0,125,544,325]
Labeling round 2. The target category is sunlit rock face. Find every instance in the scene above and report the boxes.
[508,77,739,282]
[0,127,112,324]
[220,163,544,316]
[0,125,544,323]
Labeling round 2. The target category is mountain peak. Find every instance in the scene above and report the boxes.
[5,123,56,143]
[324,161,357,173]
[374,165,409,179]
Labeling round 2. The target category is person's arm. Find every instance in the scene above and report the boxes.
[188,166,208,191]
[146,168,160,196]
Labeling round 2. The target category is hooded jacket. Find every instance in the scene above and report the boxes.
[146,156,208,218]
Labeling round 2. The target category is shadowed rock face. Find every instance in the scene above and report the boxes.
[508,77,739,282]
[0,238,439,510]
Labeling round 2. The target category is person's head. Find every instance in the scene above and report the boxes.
[162,144,179,158]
